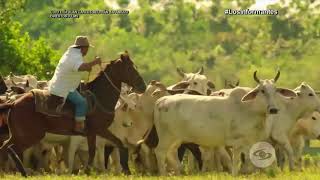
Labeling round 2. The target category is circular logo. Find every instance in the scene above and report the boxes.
[249,141,276,168]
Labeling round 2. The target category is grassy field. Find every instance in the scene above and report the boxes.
[2,154,320,180]
[2,168,320,180]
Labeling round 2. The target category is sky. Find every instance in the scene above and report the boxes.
[103,0,320,11]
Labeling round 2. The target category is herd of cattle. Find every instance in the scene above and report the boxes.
[0,67,320,176]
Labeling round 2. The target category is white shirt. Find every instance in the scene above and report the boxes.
[48,47,84,98]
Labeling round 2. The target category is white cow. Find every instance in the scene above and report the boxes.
[152,71,297,175]
[275,111,320,170]
[290,111,320,169]
[6,73,38,89]
[196,81,242,172]
[268,83,320,171]
[1,74,36,102]
[139,80,241,174]
[23,142,58,173]
[66,93,138,173]
[40,76,216,174]
[175,67,215,95]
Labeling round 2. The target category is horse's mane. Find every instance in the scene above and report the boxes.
[87,59,120,86]
[86,58,123,111]
[87,52,133,86]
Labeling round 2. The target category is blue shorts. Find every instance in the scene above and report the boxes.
[66,90,88,121]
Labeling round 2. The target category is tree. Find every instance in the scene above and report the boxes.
[0,0,59,79]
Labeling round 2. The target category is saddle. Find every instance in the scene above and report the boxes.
[31,89,96,118]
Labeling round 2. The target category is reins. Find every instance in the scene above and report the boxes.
[86,62,131,114]
[99,64,124,100]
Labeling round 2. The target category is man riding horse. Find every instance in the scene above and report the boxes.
[48,36,101,133]
[0,35,146,176]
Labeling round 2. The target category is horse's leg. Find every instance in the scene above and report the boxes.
[104,145,114,170]
[1,132,48,176]
[86,134,96,174]
[0,141,26,177]
[119,147,130,175]
[97,130,124,149]
[0,143,27,177]
[97,130,128,174]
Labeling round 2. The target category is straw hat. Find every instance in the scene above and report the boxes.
[70,36,94,48]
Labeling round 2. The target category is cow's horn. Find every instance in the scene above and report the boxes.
[235,80,240,86]
[253,71,260,83]
[274,70,280,83]
[196,66,204,75]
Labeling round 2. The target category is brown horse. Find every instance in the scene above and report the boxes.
[0,53,146,176]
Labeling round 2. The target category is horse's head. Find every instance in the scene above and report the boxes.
[106,51,146,93]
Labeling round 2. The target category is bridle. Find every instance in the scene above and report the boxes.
[87,62,138,114]
[98,64,124,100]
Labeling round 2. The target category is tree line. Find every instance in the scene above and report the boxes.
[1,0,319,89]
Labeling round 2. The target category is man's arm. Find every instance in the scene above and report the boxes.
[78,57,102,72]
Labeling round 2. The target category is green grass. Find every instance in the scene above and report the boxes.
[2,168,320,180]
[2,154,320,180]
